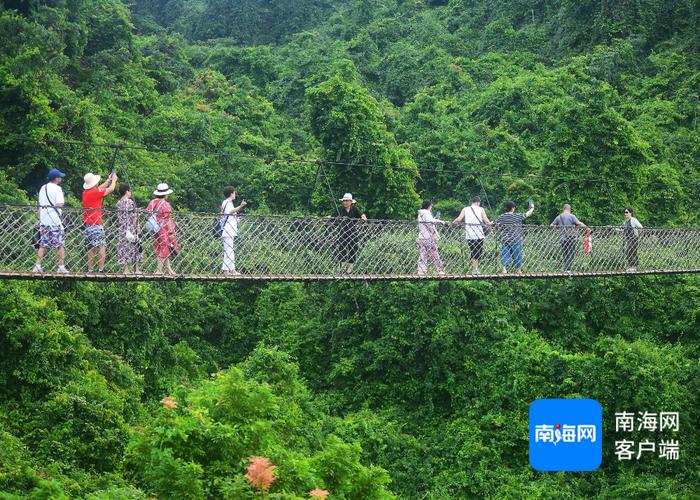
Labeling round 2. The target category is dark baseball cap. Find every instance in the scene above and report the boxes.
[47,168,66,180]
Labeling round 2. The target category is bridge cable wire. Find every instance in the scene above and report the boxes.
[8,135,699,190]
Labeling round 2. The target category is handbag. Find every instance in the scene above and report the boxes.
[212,217,224,238]
[144,200,163,233]
[214,200,238,239]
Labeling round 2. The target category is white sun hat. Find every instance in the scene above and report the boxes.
[153,183,173,196]
[83,173,101,190]
[339,193,356,203]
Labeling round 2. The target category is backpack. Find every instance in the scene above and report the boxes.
[213,200,229,238]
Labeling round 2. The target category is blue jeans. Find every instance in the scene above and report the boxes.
[501,241,523,269]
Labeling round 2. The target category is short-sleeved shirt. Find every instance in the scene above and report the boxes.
[38,182,64,227]
[220,199,238,238]
[336,205,362,237]
[336,205,362,220]
[82,187,107,225]
[495,212,528,243]
[551,213,580,241]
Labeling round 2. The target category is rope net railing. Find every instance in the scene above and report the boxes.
[2,205,700,280]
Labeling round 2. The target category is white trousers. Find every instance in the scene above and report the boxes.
[222,237,236,271]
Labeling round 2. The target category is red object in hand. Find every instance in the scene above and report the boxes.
[584,230,592,254]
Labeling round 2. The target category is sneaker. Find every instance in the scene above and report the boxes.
[472,269,481,275]
[516,269,523,274]
[31,264,42,273]
[499,267,508,274]
[57,265,69,273]
[98,269,106,273]
[627,267,636,272]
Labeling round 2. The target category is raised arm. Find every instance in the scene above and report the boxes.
[231,200,247,213]
[525,206,534,218]
[101,174,118,195]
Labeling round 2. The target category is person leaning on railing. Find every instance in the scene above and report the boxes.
[452,196,492,275]
[623,208,643,271]
[417,199,446,276]
[334,193,367,274]
[33,168,68,273]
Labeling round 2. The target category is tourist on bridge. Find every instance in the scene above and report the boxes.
[417,200,446,275]
[33,168,68,273]
[147,183,179,275]
[335,193,367,274]
[116,183,143,274]
[495,200,534,274]
[82,171,118,272]
[623,208,643,271]
[453,196,492,275]
[220,186,246,275]
[550,204,587,272]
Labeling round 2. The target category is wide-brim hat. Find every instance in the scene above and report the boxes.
[339,192,356,203]
[83,172,101,190]
[153,183,173,196]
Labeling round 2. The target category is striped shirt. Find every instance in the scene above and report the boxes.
[495,212,528,243]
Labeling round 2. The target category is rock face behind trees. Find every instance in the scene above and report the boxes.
[0,0,699,498]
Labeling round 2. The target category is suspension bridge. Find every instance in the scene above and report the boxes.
[2,205,700,281]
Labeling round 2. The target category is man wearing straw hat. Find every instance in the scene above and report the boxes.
[82,170,118,272]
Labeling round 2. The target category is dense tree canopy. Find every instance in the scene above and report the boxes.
[0,0,699,497]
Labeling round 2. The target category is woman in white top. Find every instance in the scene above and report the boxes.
[623,208,643,271]
[417,200,446,275]
[220,186,246,274]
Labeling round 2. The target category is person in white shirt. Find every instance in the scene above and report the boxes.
[623,208,643,271]
[220,186,246,275]
[417,200,446,275]
[452,196,492,275]
[33,168,68,273]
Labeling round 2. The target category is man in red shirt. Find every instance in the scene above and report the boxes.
[82,171,118,272]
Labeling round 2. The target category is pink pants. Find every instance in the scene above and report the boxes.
[417,239,444,274]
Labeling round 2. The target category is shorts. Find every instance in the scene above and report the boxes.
[84,224,106,248]
[40,225,65,249]
[468,238,484,261]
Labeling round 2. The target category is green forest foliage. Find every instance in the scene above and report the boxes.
[1,0,699,497]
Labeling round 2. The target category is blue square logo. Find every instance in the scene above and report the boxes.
[529,399,602,471]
